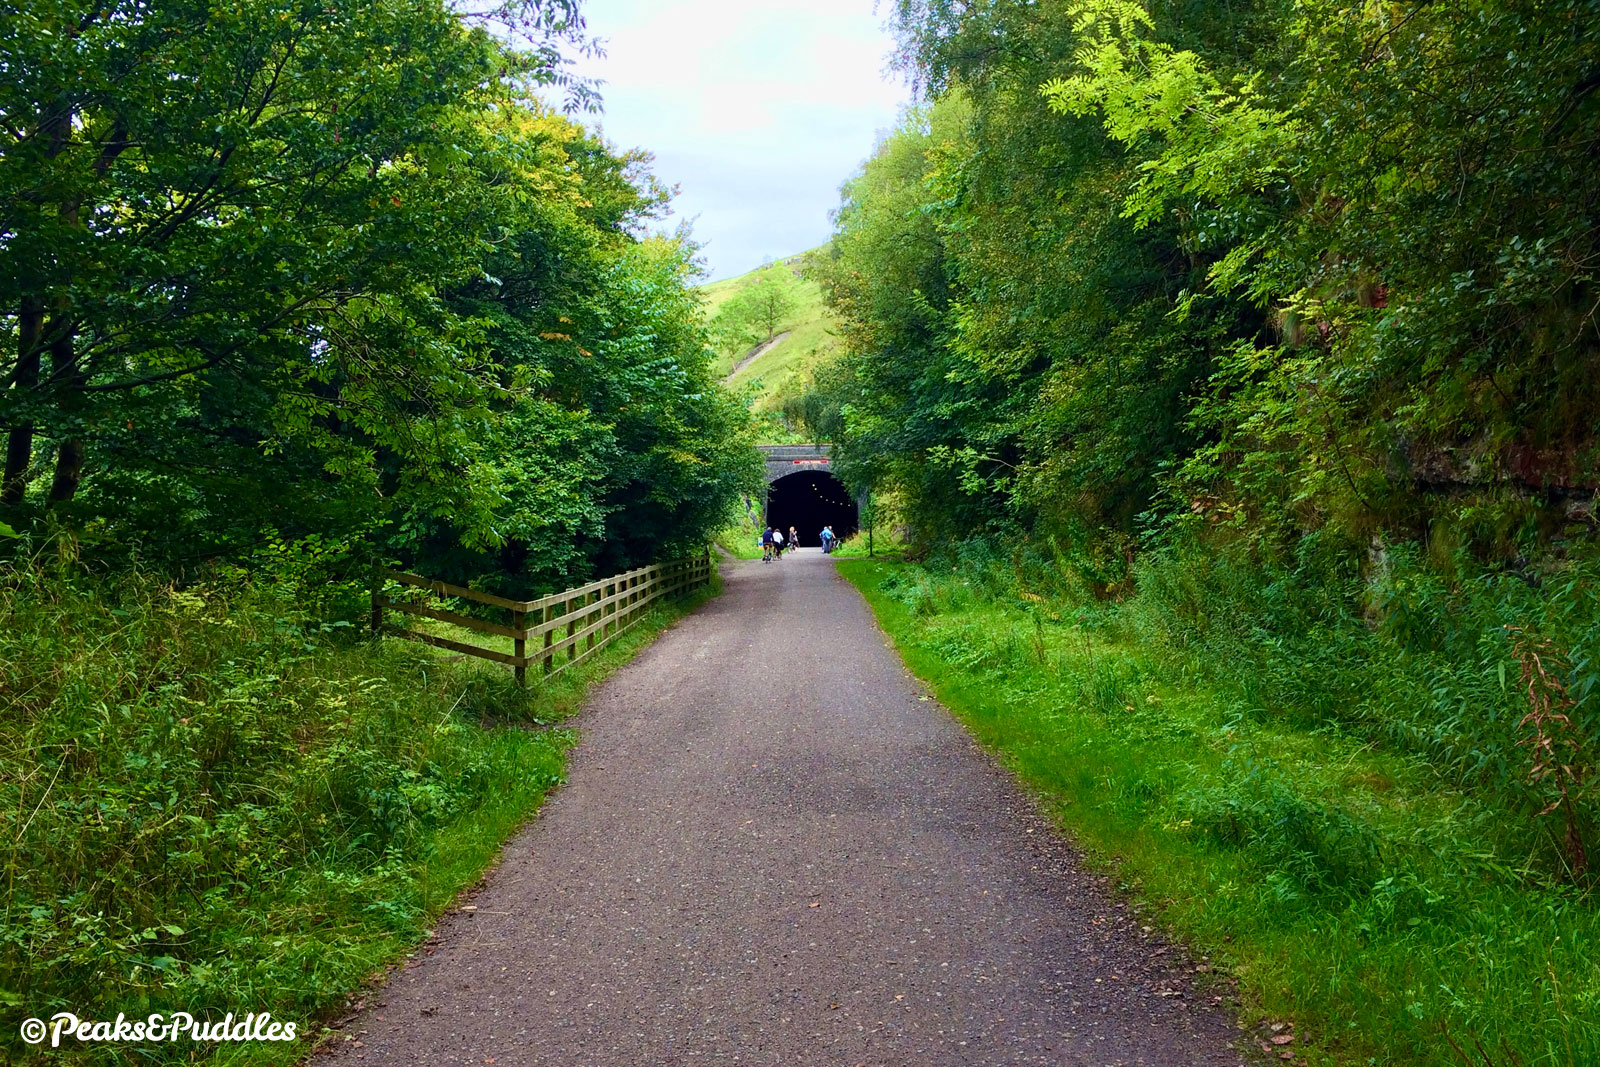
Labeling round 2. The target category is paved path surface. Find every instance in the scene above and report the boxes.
[320,551,1248,1066]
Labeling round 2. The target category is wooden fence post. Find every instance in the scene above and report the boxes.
[512,608,526,686]
[542,603,554,675]
[587,589,598,654]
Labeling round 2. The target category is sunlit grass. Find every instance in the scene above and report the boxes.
[698,250,838,435]
[713,516,766,559]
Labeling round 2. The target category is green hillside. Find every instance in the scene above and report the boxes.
[699,249,837,441]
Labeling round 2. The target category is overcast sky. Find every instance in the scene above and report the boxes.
[565,0,910,281]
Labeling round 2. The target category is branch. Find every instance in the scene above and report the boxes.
[76,293,329,392]
[76,354,233,392]
[1545,68,1600,141]
[93,120,132,175]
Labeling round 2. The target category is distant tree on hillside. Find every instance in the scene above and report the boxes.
[715,266,799,349]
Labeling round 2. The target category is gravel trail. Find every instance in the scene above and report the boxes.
[724,331,791,379]
[318,550,1248,1066]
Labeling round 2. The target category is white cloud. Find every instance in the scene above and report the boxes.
[567,0,908,280]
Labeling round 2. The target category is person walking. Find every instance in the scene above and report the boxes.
[820,525,835,554]
[787,526,799,555]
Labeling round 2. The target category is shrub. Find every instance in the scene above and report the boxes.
[0,557,568,1058]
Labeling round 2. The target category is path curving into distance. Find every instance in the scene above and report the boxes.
[318,551,1247,1066]
[724,331,791,379]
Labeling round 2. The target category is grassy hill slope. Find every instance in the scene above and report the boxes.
[699,249,837,441]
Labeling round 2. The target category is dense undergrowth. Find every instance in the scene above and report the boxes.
[713,515,766,560]
[0,555,708,1064]
[841,537,1598,1067]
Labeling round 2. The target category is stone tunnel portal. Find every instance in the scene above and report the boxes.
[766,470,858,547]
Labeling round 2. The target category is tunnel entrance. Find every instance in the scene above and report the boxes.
[766,470,858,546]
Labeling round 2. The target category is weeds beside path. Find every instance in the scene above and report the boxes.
[0,563,714,1066]
[838,557,1598,1067]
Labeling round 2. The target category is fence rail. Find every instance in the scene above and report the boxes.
[371,550,713,684]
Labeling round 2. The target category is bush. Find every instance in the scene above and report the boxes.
[0,557,569,1060]
[842,548,1600,1064]
[1130,539,1600,877]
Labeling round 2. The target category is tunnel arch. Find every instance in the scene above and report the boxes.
[765,469,858,547]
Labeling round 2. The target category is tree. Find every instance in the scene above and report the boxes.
[809,38,1233,553]
[0,1,764,581]
[423,130,766,592]
[1047,0,1600,551]
[814,0,1599,562]
[714,265,800,347]
[0,1,529,515]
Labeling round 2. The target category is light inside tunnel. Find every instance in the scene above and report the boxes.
[765,470,858,546]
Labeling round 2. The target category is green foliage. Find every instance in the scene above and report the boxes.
[819,0,1600,561]
[711,264,802,349]
[0,559,556,1060]
[5,0,513,524]
[0,554,708,1062]
[805,94,989,530]
[1126,537,1600,847]
[844,551,1600,1065]
[713,513,766,559]
[423,222,765,595]
[1047,0,1600,551]
[808,43,1246,548]
[1,2,762,587]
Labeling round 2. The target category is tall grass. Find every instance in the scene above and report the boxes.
[0,557,706,1064]
[713,516,766,559]
[840,537,1599,1066]
[1121,538,1599,868]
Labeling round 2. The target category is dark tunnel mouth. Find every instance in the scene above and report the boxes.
[765,470,858,547]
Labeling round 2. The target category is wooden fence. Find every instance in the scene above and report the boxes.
[371,551,713,685]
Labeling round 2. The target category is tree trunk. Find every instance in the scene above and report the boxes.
[5,93,77,508]
[45,320,84,507]
[1,297,44,505]
[47,437,84,505]
[44,182,86,507]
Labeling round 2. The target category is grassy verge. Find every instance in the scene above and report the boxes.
[838,556,1596,1067]
[1,561,713,1065]
[831,525,908,560]
[713,518,765,560]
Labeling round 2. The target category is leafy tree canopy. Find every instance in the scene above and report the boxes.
[810,0,1599,566]
[711,263,803,354]
[1,0,762,592]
